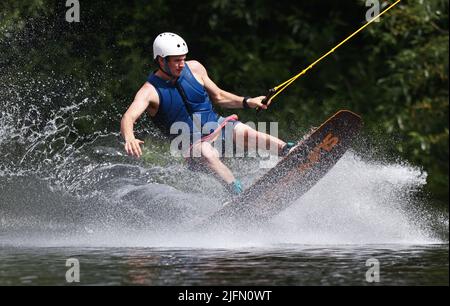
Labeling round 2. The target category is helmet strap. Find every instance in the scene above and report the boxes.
[160,57,175,79]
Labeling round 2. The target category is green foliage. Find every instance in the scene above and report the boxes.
[1,0,448,201]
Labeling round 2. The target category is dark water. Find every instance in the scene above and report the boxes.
[0,245,447,286]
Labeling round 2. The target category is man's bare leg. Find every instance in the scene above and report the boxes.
[232,123,286,154]
[191,141,235,184]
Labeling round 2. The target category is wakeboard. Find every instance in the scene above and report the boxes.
[196,110,363,230]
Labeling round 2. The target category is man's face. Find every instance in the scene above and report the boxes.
[161,55,186,77]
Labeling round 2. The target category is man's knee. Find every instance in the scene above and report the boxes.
[234,124,255,144]
[200,142,220,162]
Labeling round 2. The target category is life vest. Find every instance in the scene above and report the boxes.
[147,63,219,140]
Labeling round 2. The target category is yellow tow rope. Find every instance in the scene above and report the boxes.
[260,0,401,109]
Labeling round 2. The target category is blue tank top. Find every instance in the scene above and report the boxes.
[147,64,219,140]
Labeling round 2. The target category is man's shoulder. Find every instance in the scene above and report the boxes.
[187,59,202,67]
[187,60,206,74]
[142,81,156,91]
[138,81,159,101]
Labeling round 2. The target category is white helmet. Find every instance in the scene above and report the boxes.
[153,32,188,59]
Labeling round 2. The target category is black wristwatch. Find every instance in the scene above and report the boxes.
[243,96,251,109]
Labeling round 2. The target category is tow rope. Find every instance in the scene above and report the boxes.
[258,0,401,110]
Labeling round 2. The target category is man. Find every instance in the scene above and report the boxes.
[121,32,294,195]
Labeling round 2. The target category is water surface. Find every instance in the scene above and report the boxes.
[0,244,447,285]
